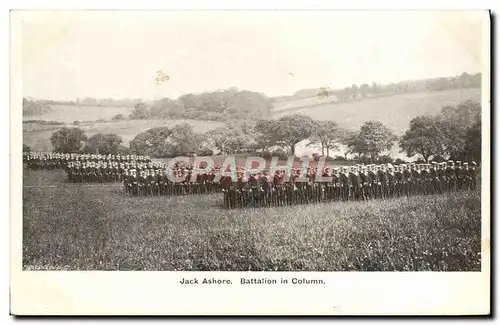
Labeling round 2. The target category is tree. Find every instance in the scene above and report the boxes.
[439,100,481,159]
[317,87,332,99]
[129,127,171,157]
[371,82,379,97]
[50,127,87,153]
[464,119,481,162]
[129,103,151,120]
[23,144,31,153]
[111,114,127,121]
[166,123,204,156]
[359,83,370,98]
[254,119,281,151]
[207,127,233,155]
[351,84,359,99]
[84,133,123,155]
[346,121,396,162]
[23,98,51,116]
[308,120,340,156]
[276,114,314,155]
[399,116,444,163]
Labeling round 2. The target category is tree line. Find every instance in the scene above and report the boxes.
[45,100,481,164]
[276,72,482,103]
[127,88,273,122]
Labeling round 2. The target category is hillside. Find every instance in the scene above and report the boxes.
[23,119,223,152]
[272,88,481,135]
[23,104,135,123]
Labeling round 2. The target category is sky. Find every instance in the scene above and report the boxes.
[21,10,485,101]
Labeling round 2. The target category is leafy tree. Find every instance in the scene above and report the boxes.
[23,98,51,116]
[111,114,127,121]
[463,119,481,162]
[317,87,332,99]
[129,103,151,120]
[166,123,204,156]
[84,133,123,155]
[254,119,281,151]
[399,115,444,163]
[308,120,340,156]
[23,144,31,153]
[207,127,233,155]
[276,114,314,155]
[50,127,87,153]
[129,127,171,157]
[371,82,379,96]
[359,83,370,98]
[346,121,396,162]
[351,84,359,99]
[439,100,481,159]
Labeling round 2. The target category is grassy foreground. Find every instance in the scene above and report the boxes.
[23,170,481,271]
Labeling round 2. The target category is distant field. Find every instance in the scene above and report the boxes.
[23,169,481,271]
[272,89,481,134]
[23,104,135,123]
[23,119,223,152]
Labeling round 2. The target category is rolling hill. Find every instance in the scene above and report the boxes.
[272,88,481,135]
[23,119,223,152]
[23,88,481,158]
[23,104,135,123]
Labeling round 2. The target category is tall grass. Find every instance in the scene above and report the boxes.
[23,170,481,271]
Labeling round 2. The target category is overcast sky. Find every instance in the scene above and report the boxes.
[22,11,485,101]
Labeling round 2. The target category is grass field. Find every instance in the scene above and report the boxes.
[23,169,481,271]
[23,104,135,123]
[272,88,481,135]
[23,119,223,152]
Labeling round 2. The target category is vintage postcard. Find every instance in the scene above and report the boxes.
[10,10,490,315]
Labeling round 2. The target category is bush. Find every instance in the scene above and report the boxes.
[378,155,394,164]
[272,148,288,159]
[197,148,214,156]
[111,114,127,121]
[394,158,408,165]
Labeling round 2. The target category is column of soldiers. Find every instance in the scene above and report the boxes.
[64,155,153,183]
[122,165,223,196]
[221,161,479,209]
[24,152,151,170]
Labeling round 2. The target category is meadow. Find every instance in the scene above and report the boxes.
[273,88,481,135]
[23,104,135,123]
[23,119,223,152]
[23,169,481,271]
[23,89,481,155]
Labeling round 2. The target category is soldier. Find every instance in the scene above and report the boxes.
[123,169,130,194]
[429,162,441,194]
[348,166,360,201]
[445,161,456,192]
[386,164,396,198]
[376,164,387,199]
[469,161,478,191]
[455,161,464,191]
[394,165,403,197]
[359,165,369,201]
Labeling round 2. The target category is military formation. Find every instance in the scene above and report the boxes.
[24,151,479,209]
[23,152,151,171]
[122,166,223,196]
[221,161,479,209]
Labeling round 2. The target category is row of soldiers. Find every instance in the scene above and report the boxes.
[23,151,151,170]
[65,160,166,183]
[119,160,479,203]
[221,160,479,209]
[122,168,223,196]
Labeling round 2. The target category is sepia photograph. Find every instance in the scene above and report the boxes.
[11,8,491,315]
